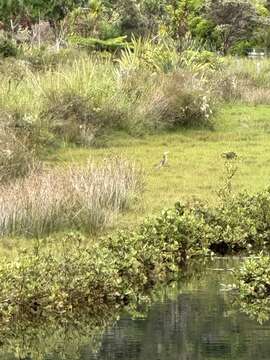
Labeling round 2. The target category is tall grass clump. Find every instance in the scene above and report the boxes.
[213,57,270,105]
[0,128,37,184]
[139,71,214,130]
[0,157,143,237]
[0,110,43,184]
[0,45,217,146]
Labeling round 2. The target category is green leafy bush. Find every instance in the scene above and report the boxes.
[2,184,270,322]
[0,239,123,321]
[138,204,211,266]
[181,50,224,71]
[202,189,270,254]
[0,38,17,58]
[229,40,256,56]
[69,35,129,52]
[233,256,270,323]
[127,186,270,258]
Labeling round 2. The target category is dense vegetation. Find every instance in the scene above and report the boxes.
[2,0,270,342]
[1,0,270,54]
[233,256,270,323]
[2,176,270,322]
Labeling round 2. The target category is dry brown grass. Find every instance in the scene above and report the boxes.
[0,156,143,237]
[140,72,214,130]
[0,125,39,184]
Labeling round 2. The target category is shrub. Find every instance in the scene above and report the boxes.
[0,239,123,321]
[65,5,121,40]
[0,50,217,143]
[146,72,214,129]
[203,189,270,254]
[103,231,163,298]
[229,40,256,56]
[233,256,270,323]
[42,89,126,145]
[104,203,211,290]
[181,50,224,71]
[137,204,211,267]
[69,35,129,52]
[0,38,18,58]
[121,186,270,258]
[0,157,143,237]
[42,91,100,145]
[117,37,180,73]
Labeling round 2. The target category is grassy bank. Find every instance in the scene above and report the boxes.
[48,104,270,228]
[2,46,270,326]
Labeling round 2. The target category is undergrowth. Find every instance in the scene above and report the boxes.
[1,175,270,322]
[232,256,270,324]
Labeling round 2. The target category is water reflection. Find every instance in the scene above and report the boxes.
[1,258,270,360]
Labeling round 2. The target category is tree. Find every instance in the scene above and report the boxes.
[0,0,86,34]
[205,0,258,54]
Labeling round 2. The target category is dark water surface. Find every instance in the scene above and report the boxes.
[1,258,270,360]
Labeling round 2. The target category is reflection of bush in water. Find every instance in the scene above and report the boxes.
[233,256,270,324]
[0,311,117,360]
[0,258,214,360]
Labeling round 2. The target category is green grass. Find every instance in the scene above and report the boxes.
[45,104,270,230]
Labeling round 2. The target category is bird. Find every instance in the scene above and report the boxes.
[221,151,237,160]
[155,152,169,169]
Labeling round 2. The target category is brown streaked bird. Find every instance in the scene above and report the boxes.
[221,151,237,160]
[155,151,169,169]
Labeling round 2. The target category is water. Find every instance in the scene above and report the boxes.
[1,258,270,360]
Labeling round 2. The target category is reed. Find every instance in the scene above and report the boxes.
[0,157,143,237]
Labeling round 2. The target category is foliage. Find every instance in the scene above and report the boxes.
[229,39,257,56]
[65,4,121,39]
[2,150,270,323]
[180,49,224,71]
[0,237,124,321]
[138,203,211,265]
[0,37,18,57]
[0,218,205,323]
[0,0,270,55]
[122,172,270,257]
[69,34,129,51]
[205,0,259,53]
[0,0,85,33]
[0,313,114,360]
[233,255,270,323]
[147,71,214,129]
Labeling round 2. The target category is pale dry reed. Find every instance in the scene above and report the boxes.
[0,157,143,237]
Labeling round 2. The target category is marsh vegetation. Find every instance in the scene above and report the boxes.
[2,0,270,358]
